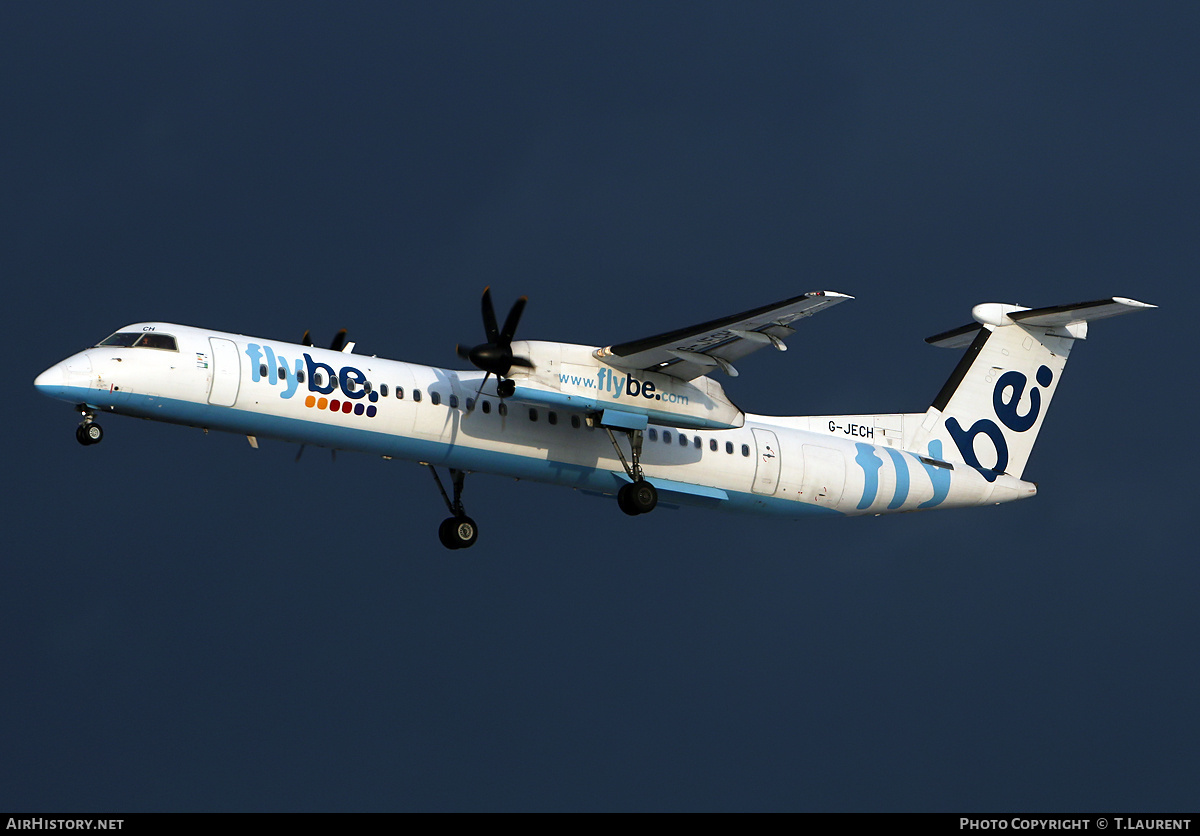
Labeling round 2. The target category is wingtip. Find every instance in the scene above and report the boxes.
[1112,296,1157,310]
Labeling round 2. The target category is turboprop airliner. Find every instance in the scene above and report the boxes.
[34,289,1154,549]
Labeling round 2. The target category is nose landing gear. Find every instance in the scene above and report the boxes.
[75,408,103,446]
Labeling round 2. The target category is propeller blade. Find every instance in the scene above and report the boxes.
[329,329,348,353]
[458,289,530,378]
[499,296,527,344]
[301,330,314,347]
[481,287,500,345]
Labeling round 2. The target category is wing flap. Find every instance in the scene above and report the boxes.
[595,290,852,379]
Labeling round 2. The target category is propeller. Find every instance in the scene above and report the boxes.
[456,287,532,376]
[302,328,347,352]
[456,287,532,407]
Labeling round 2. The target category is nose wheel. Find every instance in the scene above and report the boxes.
[75,412,103,446]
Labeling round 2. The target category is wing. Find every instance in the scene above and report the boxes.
[593,291,852,380]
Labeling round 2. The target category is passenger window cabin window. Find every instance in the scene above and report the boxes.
[694,437,702,450]
[466,398,474,411]
[396,386,404,399]
[742,444,750,457]
[297,370,305,383]
[315,372,325,387]
[529,408,537,422]
[548,411,557,425]
[260,364,268,377]
[679,433,688,447]
[571,415,581,429]
[431,391,440,406]
[663,431,672,444]
[726,441,734,454]
[364,381,372,394]
[449,394,459,409]
[709,439,717,452]
[413,389,422,402]
[498,402,508,417]
[482,400,491,414]
[380,384,388,397]
[648,428,658,441]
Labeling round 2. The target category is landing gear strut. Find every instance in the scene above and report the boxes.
[604,425,658,516]
[428,466,479,550]
[75,407,102,446]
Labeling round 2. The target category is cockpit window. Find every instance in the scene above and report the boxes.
[135,333,177,350]
[98,332,141,347]
[97,331,178,351]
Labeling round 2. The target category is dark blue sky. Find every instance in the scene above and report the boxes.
[5,3,1197,812]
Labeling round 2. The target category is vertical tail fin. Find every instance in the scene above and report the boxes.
[909,297,1155,480]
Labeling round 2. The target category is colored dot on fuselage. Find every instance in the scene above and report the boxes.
[305,395,316,408]
[330,399,340,411]
[318,397,328,410]
[354,403,364,416]
[342,400,352,413]
[366,405,377,418]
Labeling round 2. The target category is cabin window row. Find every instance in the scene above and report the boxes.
[646,428,750,456]
[283,376,748,455]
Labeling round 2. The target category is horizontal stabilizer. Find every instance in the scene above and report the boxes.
[926,322,982,349]
[926,296,1155,347]
[1008,296,1157,327]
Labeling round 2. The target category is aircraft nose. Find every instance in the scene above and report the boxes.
[34,351,90,399]
[34,361,67,391]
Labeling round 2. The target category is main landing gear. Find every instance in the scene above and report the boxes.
[428,466,479,550]
[75,408,103,446]
[604,426,658,517]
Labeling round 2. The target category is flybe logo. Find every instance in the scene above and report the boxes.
[946,365,1054,482]
[244,344,380,418]
[558,367,690,406]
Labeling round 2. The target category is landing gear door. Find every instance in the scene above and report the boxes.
[208,338,241,406]
[751,428,781,495]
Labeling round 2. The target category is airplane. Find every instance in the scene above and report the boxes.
[34,289,1154,549]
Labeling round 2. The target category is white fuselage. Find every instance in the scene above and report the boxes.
[34,322,1036,519]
